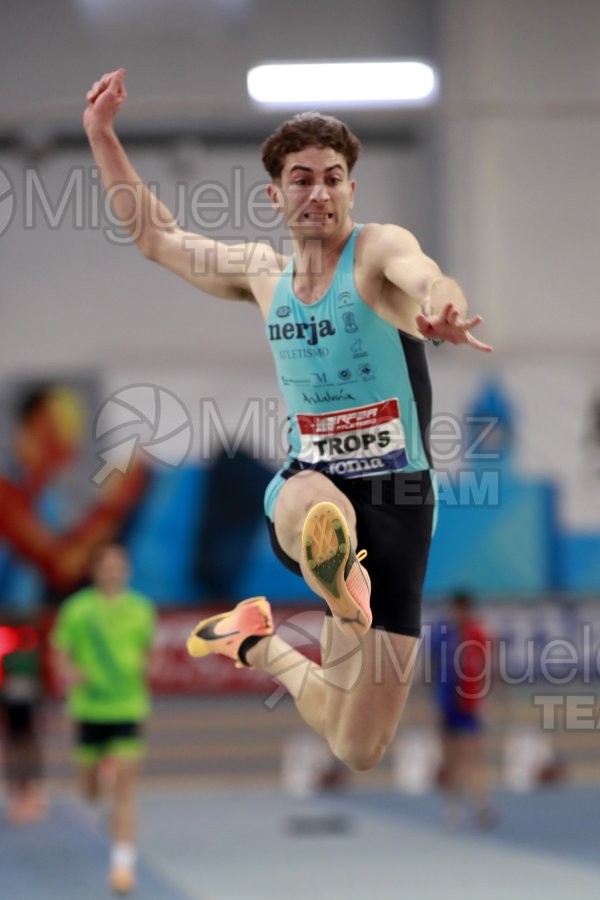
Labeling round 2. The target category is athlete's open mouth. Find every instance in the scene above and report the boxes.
[303,213,333,221]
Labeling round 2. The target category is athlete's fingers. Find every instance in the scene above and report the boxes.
[415,314,435,335]
[440,302,454,322]
[89,75,111,100]
[86,69,125,103]
[86,80,100,101]
[465,331,493,352]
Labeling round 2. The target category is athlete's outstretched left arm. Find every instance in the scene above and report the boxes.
[376,224,492,352]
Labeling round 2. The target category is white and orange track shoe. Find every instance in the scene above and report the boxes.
[108,865,136,895]
[186,597,273,668]
[302,501,372,636]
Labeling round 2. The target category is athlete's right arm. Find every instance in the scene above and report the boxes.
[84,68,258,301]
[51,608,86,689]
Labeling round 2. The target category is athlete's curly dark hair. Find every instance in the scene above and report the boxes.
[261,113,361,180]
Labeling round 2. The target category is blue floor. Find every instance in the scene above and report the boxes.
[346,785,600,869]
[138,784,600,900]
[0,798,192,900]
[2,785,600,899]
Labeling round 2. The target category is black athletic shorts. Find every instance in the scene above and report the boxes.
[266,468,436,637]
[75,721,143,762]
[1,701,37,739]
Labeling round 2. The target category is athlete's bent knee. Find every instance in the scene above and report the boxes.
[279,473,354,523]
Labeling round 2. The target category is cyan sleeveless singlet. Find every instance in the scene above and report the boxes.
[264,224,433,519]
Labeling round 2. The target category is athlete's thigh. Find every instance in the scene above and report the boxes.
[319,618,420,743]
[273,470,357,560]
[113,754,141,788]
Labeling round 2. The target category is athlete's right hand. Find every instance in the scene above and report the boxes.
[83,68,127,134]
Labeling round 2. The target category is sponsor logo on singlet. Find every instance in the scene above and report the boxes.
[268,315,336,347]
[279,347,330,360]
[342,311,358,333]
[301,390,357,406]
[294,399,408,477]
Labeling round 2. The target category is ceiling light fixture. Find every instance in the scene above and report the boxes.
[247,60,438,108]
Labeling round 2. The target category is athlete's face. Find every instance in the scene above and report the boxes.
[92,545,129,596]
[269,146,356,239]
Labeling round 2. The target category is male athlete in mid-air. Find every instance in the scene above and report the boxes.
[84,68,491,772]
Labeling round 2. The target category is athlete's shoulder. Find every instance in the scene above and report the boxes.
[61,586,94,609]
[245,242,291,314]
[125,590,156,618]
[121,588,150,605]
[245,240,290,277]
[54,588,95,632]
[358,222,421,254]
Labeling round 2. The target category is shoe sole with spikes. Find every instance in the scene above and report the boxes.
[301,501,372,636]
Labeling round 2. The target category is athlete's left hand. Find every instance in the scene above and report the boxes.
[416,303,493,352]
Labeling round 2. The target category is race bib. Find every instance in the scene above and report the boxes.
[295,399,408,477]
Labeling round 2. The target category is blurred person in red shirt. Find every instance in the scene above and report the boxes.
[430,591,497,828]
[0,621,47,824]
